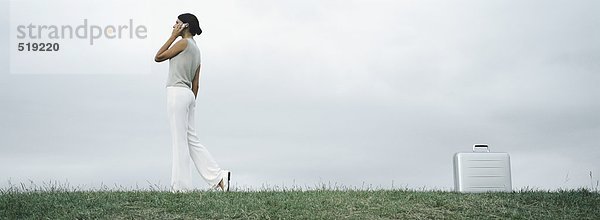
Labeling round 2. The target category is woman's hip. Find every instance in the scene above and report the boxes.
[166,86,195,106]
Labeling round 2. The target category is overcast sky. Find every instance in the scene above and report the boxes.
[1,0,599,191]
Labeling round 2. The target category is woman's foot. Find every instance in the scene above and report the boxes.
[218,170,231,192]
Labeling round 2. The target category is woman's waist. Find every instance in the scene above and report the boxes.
[166,85,191,89]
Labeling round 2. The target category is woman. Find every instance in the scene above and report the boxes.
[154,13,230,192]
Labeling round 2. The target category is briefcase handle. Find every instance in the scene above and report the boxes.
[473,144,490,152]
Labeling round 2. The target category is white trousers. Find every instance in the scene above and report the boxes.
[166,86,225,192]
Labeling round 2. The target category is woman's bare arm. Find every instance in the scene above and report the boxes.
[192,64,201,99]
[154,23,188,62]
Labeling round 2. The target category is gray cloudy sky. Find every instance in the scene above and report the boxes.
[1,0,599,191]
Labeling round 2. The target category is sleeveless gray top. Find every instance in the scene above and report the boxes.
[166,38,201,89]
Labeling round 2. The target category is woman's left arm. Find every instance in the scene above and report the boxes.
[154,24,188,62]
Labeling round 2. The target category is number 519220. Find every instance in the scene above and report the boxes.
[17,43,60,51]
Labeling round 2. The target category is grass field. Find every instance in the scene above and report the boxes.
[1,184,599,219]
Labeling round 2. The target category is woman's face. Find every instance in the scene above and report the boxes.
[173,19,183,28]
[173,19,187,36]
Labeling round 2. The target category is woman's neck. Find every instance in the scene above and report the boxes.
[182,32,193,39]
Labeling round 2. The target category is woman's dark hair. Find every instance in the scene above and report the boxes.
[178,13,202,36]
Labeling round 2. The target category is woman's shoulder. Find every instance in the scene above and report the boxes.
[185,38,200,52]
[170,38,189,54]
[177,38,190,47]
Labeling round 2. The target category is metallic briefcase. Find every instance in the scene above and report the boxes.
[453,144,512,192]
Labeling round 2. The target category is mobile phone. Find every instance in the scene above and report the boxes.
[182,23,189,28]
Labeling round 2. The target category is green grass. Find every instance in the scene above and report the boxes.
[1,185,599,219]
